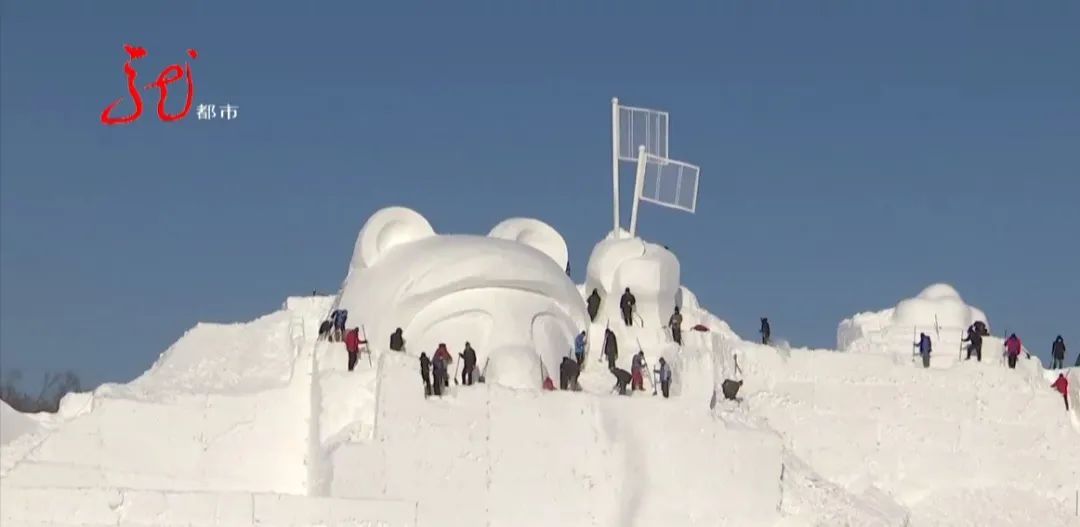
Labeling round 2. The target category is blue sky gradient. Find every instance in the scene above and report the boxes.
[2,1,1078,387]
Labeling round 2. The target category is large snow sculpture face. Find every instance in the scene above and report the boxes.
[337,207,586,390]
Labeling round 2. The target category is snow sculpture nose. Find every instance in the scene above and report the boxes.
[483,345,543,390]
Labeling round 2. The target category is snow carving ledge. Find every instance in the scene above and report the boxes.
[337,207,587,390]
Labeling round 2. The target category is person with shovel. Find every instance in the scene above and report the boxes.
[631,351,647,392]
[658,357,672,398]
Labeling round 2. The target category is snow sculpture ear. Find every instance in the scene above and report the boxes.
[489,218,568,270]
[352,207,435,269]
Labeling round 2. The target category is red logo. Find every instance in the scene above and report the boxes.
[100,44,198,125]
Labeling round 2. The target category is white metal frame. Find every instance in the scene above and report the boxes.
[611,98,670,239]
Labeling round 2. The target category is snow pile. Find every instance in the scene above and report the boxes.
[0,401,38,447]
[838,283,991,365]
[334,207,586,390]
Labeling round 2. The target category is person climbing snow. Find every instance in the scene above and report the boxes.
[318,319,332,341]
[390,327,405,352]
[1051,335,1066,369]
[332,309,348,342]
[669,307,683,345]
[658,357,672,398]
[574,331,586,368]
[434,343,452,387]
[1051,373,1070,411]
[603,328,618,371]
[586,288,602,323]
[343,327,368,372]
[431,351,448,397]
[760,317,771,345]
[459,342,477,386]
[914,332,932,368]
[619,288,636,326]
[419,352,432,398]
[1004,333,1022,369]
[963,324,983,361]
[631,351,647,391]
[610,367,632,396]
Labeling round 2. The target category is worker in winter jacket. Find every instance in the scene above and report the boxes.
[389,328,405,352]
[658,357,672,398]
[669,308,683,345]
[574,331,587,367]
[963,324,983,362]
[434,344,452,387]
[603,329,618,371]
[1051,373,1069,411]
[344,327,367,372]
[586,289,602,322]
[760,318,771,345]
[331,309,348,342]
[1050,336,1066,369]
[611,367,632,395]
[559,356,580,390]
[914,333,932,368]
[1004,333,1022,369]
[419,353,432,397]
[431,352,447,397]
[460,342,477,386]
[619,288,636,326]
[631,351,646,391]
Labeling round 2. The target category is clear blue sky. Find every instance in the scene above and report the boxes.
[2,1,1077,388]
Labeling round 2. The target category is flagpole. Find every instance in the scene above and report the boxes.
[612,97,621,239]
[629,146,647,237]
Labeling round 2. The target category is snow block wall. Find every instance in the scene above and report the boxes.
[730,342,1080,525]
[0,305,320,496]
[328,352,785,527]
[0,487,417,527]
[335,207,587,390]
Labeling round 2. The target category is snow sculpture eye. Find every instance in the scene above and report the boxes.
[352,207,436,269]
[488,218,568,271]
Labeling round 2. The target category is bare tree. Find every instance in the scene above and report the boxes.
[0,369,82,413]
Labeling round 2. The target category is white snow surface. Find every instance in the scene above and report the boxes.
[1,207,1077,526]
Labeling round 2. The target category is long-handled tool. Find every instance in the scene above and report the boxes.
[361,324,372,367]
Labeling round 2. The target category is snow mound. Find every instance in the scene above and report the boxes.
[838,283,990,364]
[0,402,39,446]
[335,206,586,390]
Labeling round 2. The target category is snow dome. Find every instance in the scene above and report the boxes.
[837,283,989,357]
[336,207,587,390]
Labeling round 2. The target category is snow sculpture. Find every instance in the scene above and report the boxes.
[584,230,680,329]
[336,207,586,390]
[837,283,989,359]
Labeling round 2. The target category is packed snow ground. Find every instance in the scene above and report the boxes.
[1,207,1077,526]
